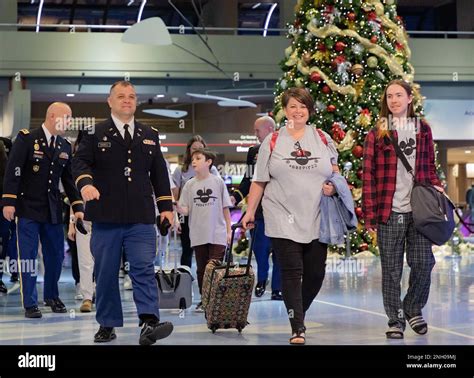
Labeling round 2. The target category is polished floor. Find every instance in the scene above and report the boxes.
[0,246,473,346]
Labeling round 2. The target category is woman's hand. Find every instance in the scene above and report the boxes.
[242,212,255,230]
[323,182,336,196]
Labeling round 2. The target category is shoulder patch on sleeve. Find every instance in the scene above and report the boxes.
[19,129,30,135]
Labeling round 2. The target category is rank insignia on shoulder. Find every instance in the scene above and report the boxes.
[143,139,156,146]
[20,129,30,135]
[59,152,69,159]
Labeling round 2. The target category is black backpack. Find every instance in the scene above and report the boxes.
[388,135,455,246]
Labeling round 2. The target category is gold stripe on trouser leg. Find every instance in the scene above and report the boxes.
[15,216,25,308]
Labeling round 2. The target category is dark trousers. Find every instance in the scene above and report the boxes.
[378,211,435,329]
[194,243,226,294]
[271,238,328,332]
[17,218,64,309]
[67,238,80,285]
[0,217,17,281]
[179,215,194,268]
[91,223,158,328]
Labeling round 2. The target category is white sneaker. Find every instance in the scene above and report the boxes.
[7,281,21,294]
[194,302,204,313]
[124,275,133,290]
[75,284,83,300]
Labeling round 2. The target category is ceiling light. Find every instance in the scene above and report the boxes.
[143,109,188,118]
[465,150,472,154]
[121,17,172,46]
[137,0,147,22]
[263,3,277,37]
[35,0,45,33]
[252,3,261,9]
[66,93,75,97]
[217,100,257,108]
[187,93,229,101]
[127,0,135,6]
[155,94,165,98]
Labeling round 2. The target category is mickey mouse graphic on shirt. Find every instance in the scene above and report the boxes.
[399,137,416,156]
[283,141,320,170]
[193,187,218,206]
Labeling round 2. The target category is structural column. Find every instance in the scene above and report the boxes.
[2,78,31,138]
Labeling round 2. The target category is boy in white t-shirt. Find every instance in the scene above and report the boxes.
[177,149,232,312]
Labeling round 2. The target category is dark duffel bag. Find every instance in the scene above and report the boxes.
[411,182,455,245]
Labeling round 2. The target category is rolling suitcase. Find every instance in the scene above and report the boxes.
[155,217,193,310]
[202,221,255,333]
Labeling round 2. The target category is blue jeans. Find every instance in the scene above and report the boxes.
[252,219,281,291]
[91,223,158,328]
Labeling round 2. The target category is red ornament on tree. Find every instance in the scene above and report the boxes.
[327,104,336,112]
[331,55,346,69]
[318,43,327,52]
[348,12,356,21]
[331,122,345,143]
[357,168,363,179]
[355,207,363,218]
[367,11,377,21]
[352,145,363,158]
[335,41,346,52]
[322,85,331,94]
[395,41,403,50]
[370,35,378,43]
[310,72,322,83]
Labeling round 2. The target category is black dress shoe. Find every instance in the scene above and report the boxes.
[44,298,67,313]
[25,306,42,318]
[139,321,173,346]
[0,280,7,294]
[254,281,267,297]
[271,290,283,301]
[94,326,116,343]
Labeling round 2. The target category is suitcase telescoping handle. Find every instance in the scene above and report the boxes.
[224,221,256,278]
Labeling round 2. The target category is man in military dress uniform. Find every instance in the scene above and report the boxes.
[2,102,84,318]
[72,81,174,345]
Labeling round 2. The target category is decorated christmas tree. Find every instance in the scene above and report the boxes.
[272,0,437,255]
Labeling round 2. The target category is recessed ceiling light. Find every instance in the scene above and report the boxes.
[252,3,261,9]
[66,93,75,97]
[465,150,472,154]
[155,94,165,98]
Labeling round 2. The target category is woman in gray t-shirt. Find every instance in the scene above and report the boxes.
[242,88,338,345]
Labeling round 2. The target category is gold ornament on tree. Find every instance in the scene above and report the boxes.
[351,64,364,76]
[302,52,312,65]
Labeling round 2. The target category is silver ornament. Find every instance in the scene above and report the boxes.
[352,43,364,55]
[280,79,288,90]
[343,161,353,171]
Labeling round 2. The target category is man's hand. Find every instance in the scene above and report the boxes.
[81,185,100,202]
[3,206,15,221]
[74,212,84,220]
[160,211,174,228]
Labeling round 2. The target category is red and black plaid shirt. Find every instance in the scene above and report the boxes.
[362,120,441,227]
